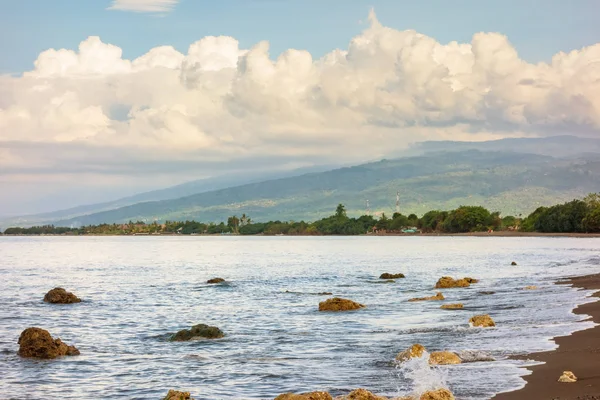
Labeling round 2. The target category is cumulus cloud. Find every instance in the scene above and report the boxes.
[107,0,178,13]
[1,9,600,187]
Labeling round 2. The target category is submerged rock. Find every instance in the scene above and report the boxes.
[478,291,495,295]
[275,392,332,400]
[207,278,225,284]
[435,276,477,289]
[429,351,461,365]
[396,344,426,362]
[163,390,195,400]
[558,371,577,383]
[420,389,455,400]
[440,303,463,310]
[43,288,81,304]
[170,324,224,341]
[523,286,538,290]
[469,314,495,327]
[379,273,405,279]
[18,327,80,359]
[511,261,518,266]
[318,297,365,312]
[456,350,495,362]
[408,292,445,302]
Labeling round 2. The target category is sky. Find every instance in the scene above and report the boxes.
[0,0,599,216]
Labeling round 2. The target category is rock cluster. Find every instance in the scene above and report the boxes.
[558,371,577,383]
[435,277,478,289]
[163,390,195,400]
[43,288,81,304]
[440,303,463,310]
[207,278,225,284]
[18,327,80,359]
[408,292,445,302]
[469,314,495,327]
[170,324,224,341]
[318,297,365,312]
[275,392,332,400]
[379,273,405,279]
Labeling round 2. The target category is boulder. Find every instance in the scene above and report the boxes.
[207,278,225,284]
[275,392,332,400]
[163,390,195,400]
[558,371,577,383]
[337,389,388,400]
[18,327,79,359]
[379,273,405,279]
[318,297,365,312]
[429,351,461,365]
[511,261,518,266]
[435,277,477,289]
[408,292,445,302]
[170,324,224,341]
[420,389,455,400]
[469,314,495,328]
[43,287,81,304]
[396,344,426,362]
[440,303,463,310]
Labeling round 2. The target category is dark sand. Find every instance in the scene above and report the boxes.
[493,274,600,400]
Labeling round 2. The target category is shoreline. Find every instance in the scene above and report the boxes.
[493,273,600,400]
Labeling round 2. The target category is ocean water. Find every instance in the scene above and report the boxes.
[0,236,598,400]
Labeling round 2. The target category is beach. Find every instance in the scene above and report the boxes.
[493,274,600,400]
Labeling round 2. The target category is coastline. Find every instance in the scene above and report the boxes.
[493,273,600,400]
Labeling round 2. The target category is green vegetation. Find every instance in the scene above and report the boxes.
[5,193,600,235]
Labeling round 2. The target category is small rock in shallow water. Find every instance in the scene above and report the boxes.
[170,324,224,341]
[275,392,332,400]
[440,303,463,309]
[558,371,577,383]
[163,390,194,400]
[43,287,81,304]
[479,291,495,295]
[469,314,495,327]
[420,389,455,400]
[429,351,461,365]
[456,350,495,362]
[408,292,444,302]
[435,276,475,288]
[207,278,225,284]
[511,261,518,266]
[18,327,80,359]
[396,344,426,362]
[379,273,405,279]
[318,297,365,312]
[523,285,538,290]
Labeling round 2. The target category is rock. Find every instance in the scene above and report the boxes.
[523,286,538,290]
[336,389,388,400]
[379,273,405,279]
[396,344,426,362]
[440,303,463,309]
[207,278,225,284]
[43,287,81,304]
[420,389,455,400]
[18,327,80,359]
[456,350,495,362]
[317,292,333,296]
[318,297,365,312]
[479,291,495,295]
[275,392,332,400]
[435,276,477,289]
[429,351,462,365]
[408,292,445,302]
[464,277,479,284]
[163,390,195,400]
[469,314,495,327]
[558,371,577,383]
[170,324,224,341]
[511,261,518,266]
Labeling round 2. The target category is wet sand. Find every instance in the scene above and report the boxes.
[493,274,600,400]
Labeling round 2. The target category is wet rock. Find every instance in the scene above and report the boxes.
[511,261,518,266]
[170,324,224,341]
[43,287,81,304]
[558,371,577,383]
[379,273,405,279]
[18,327,80,359]
[429,351,462,365]
[523,286,538,290]
[275,392,332,400]
[318,297,365,312]
[396,344,426,362]
[207,278,225,284]
[336,389,388,400]
[435,276,477,289]
[419,389,455,400]
[440,303,463,310]
[317,292,333,296]
[408,292,445,302]
[479,291,495,295]
[163,390,195,400]
[469,314,495,327]
[456,350,495,362]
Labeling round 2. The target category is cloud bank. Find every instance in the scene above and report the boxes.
[1,10,599,183]
[107,0,178,13]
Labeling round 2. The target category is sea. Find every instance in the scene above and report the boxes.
[0,236,598,400]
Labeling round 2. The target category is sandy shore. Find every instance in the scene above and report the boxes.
[493,273,600,400]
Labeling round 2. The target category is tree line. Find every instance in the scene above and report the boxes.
[3,193,600,235]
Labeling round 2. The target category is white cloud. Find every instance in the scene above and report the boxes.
[1,10,600,186]
[107,0,178,13]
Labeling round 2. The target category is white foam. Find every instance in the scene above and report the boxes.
[395,351,449,397]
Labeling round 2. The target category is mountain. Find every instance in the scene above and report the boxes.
[43,148,600,227]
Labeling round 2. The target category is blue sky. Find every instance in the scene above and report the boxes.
[1,0,599,74]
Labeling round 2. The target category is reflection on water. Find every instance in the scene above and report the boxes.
[0,236,598,399]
